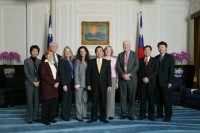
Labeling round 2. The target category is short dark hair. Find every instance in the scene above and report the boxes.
[95,46,104,53]
[143,45,152,51]
[157,41,167,48]
[30,45,40,55]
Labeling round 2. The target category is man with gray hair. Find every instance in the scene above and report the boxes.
[116,40,139,120]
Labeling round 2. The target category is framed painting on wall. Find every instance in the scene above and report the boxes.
[81,21,109,45]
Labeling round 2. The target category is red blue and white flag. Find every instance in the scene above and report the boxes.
[47,13,53,49]
[138,12,144,59]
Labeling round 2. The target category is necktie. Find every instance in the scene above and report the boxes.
[159,55,163,62]
[53,54,57,66]
[97,59,101,73]
[145,57,149,66]
[124,53,128,73]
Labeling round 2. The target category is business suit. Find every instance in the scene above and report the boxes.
[155,53,175,119]
[24,57,41,123]
[86,58,111,121]
[74,59,88,120]
[116,50,139,118]
[40,61,59,123]
[58,59,74,120]
[137,57,158,119]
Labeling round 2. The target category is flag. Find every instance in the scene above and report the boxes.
[47,13,53,49]
[138,12,144,59]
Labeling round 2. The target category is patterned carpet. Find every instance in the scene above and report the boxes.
[0,103,200,133]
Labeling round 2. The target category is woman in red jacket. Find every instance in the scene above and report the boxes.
[40,50,59,125]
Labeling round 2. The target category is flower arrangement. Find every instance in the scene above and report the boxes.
[0,51,21,67]
[171,51,189,64]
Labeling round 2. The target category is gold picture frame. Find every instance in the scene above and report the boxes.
[81,21,109,45]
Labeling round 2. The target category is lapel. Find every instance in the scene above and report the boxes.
[28,58,35,72]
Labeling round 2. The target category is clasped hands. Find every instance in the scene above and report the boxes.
[87,86,112,92]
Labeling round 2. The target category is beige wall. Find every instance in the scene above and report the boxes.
[0,0,192,64]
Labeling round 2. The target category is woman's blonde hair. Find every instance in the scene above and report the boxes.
[61,46,74,60]
[104,45,113,56]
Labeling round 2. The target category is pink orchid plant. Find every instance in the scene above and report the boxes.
[0,51,21,67]
[171,51,189,63]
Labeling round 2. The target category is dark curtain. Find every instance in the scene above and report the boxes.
[194,17,200,87]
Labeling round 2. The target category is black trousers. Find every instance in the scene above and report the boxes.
[91,87,107,120]
[139,83,155,117]
[61,86,73,119]
[41,98,57,121]
[156,86,172,118]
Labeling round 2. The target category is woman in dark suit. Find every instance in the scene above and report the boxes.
[58,46,74,121]
[40,50,59,125]
[74,46,90,121]
[24,45,41,124]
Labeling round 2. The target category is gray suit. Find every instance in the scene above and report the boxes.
[24,57,41,122]
[74,59,88,119]
[116,50,139,117]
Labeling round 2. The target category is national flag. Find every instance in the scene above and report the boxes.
[138,12,144,59]
[47,13,53,49]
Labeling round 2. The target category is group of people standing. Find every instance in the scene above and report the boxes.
[24,40,175,126]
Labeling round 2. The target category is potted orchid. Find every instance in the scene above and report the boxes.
[0,51,21,78]
[171,51,190,77]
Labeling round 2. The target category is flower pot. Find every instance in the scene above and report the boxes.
[3,68,15,78]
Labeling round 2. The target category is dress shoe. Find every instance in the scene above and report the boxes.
[163,117,171,122]
[83,117,89,119]
[41,119,51,125]
[76,118,83,122]
[27,121,33,124]
[33,119,40,122]
[61,118,70,121]
[128,116,134,121]
[148,116,155,121]
[108,117,114,120]
[156,114,164,119]
[120,116,126,119]
[87,119,97,123]
[50,119,57,123]
[100,119,109,123]
[137,116,145,120]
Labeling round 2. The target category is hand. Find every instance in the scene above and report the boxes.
[167,83,172,88]
[63,85,67,92]
[107,87,112,92]
[123,74,131,80]
[54,82,59,88]
[33,81,39,87]
[143,77,149,83]
[87,86,91,90]
[116,82,119,89]
[75,85,80,90]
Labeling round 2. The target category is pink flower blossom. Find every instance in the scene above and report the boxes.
[170,51,189,61]
[0,51,21,66]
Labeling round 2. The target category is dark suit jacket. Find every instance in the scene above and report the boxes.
[138,57,159,86]
[58,59,73,87]
[155,53,175,87]
[116,50,139,79]
[40,62,59,99]
[86,58,111,90]
[41,54,61,62]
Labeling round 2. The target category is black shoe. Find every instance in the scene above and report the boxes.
[108,117,113,120]
[27,121,33,124]
[120,116,126,119]
[50,119,57,123]
[33,119,40,122]
[128,116,134,121]
[148,116,155,121]
[61,118,70,121]
[41,119,51,125]
[163,117,171,122]
[137,116,145,120]
[87,119,97,123]
[76,118,83,122]
[100,119,109,123]
[156,114,164,119]
[83,117,89,119]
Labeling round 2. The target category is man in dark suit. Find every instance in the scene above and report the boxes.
[41,42,61,117]
[116,40,139,120]
[86,46,111,123]
[155,41,175,122]
[137,45,158,121]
